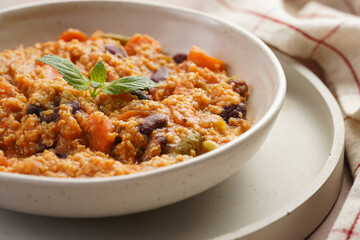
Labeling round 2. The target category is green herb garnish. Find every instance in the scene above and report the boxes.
[37,55,158,97]
[99,33,130,45]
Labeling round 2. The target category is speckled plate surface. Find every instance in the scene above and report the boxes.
[0,52,344,239]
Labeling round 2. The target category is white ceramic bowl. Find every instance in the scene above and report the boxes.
[0,0,286,217]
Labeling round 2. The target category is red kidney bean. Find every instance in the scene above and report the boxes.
[140,135,168,162]
[35,141,48,153]
[172,53,188,64]
[130,90,151,100]
[40,107,60,123]
[137,114,168,135]
[55,152,68,159]
[150,66,169,83]
[54,97,61,107]
[26,104,43,117]
[220,103,247,123]
[35,140,55,153]
[66,100,81,114]
[227,79,248,95]
[114,135,122,145]
[105,44,128,58]
[155,135,167,151]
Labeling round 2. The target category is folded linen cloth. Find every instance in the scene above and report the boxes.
[148,0,360,239]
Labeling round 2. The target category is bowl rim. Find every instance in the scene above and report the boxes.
[0,0,286,184]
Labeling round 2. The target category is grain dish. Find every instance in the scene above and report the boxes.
[0,29,250,178]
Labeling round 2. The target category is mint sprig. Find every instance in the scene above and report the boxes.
[37,55,158,97]
[37,55,90,91]
[102,76,159,95]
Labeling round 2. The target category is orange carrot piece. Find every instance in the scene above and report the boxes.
[0,156,9,167]
[187,46,225,72]
[125,34,161,55]
[85,113,115,153]
[117,110,148,121]
[59,28,88,42]
[0,82,15,98]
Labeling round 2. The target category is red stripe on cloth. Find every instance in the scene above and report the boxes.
[216,0,360,94]
[308,22,345,58]
[332,228,360,236]
[346,210,360,239]
[252,9,274,33]
[332,228,349,234]
[353,162,360,175]
[344,0,357,15]
[252,18,265,32]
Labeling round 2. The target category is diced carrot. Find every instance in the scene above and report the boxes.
[187,46,225,72]
[125,34,161,55]
[85,113,116,153]
[0,156,9,167]
[0,82,15,98]
[117,110,148,121]
[59,28,88,42]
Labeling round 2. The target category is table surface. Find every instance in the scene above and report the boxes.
[0,0,353,239]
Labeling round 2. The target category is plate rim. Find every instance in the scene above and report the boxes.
[218,51,345,239]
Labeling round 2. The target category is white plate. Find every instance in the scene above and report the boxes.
[0,53,344,239]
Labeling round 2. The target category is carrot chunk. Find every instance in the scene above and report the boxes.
[117,110,148,121]
[0,156,9,167]
[85,113,116,153]
[59,28,88,42]
[125,34,161,55]
[187,46,225,72]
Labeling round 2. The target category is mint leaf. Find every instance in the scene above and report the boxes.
[90,61,107,84]
[102,76,158,95]
[90,81,101,88]
[36,56,158,98]
[37,55,90,91]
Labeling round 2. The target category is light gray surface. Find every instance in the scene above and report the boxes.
[0,54,344,240]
